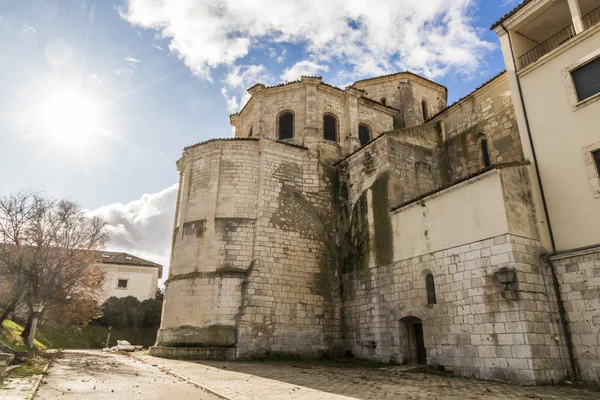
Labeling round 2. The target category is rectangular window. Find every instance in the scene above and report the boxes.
[594,149,600,177]
[117,279,128,289]
[572,57,600,102]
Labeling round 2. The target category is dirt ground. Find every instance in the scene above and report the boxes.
[34,350,219,399]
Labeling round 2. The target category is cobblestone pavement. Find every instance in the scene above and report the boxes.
[0,374,41,400]
[34,350,218,399]
[136,354,599,400]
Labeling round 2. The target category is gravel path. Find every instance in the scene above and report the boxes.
[34,350,219,400]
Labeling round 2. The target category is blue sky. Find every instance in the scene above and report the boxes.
[0,0,520,269]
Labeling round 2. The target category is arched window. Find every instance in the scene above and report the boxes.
[278,112,294,140]
[481,138,491,167]
[475,133,491,168]
[380,97,387,106]
[248,126,253,137]
[421,100,429,121]
[323,114,338,142]
[358,124,371,147]
[425,274,436,305]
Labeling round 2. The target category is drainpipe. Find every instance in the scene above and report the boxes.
[500,23,578,382]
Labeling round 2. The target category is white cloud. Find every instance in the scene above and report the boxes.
[125,56,141,64]
[88,184,178,282]
[221,64,272,112]
[22,25,36,34]
[281,60,329,82]
[221,87,239,113]
[122,0,494,81]
[225,64,270,89]
[113,67,135,77]
[501,0,519,8]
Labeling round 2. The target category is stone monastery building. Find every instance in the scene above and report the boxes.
[152,0,600,385]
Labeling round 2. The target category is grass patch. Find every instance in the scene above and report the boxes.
[1,320,157,351]
[7,364,46,378]
[0,320,46,352]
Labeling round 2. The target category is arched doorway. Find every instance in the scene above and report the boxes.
[399,316,427,364]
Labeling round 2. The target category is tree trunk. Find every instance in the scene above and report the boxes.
[0,300,17,326]
[20,312,33,339]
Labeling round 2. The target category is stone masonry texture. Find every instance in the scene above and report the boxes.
[153,70,600,385]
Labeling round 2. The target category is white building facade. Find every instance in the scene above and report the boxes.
[493,0,600,383]
[94,251,162,303]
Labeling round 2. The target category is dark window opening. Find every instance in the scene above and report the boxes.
[593,149,600,176]
[117,279,128,289]
[572,57,600,102]
[426,274,436,305]
[248,126,253,137]
[481,138,491,167]
[323,114,338,141]
[278,112,294,139]
[422,100,429,120]
[358,124,371,147]
[380,97,387,106]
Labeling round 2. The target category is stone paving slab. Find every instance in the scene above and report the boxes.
[35,350,218,400]
[136,354,599,400]
[0,375,42,400]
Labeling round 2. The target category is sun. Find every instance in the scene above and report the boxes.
[38,90,103,147]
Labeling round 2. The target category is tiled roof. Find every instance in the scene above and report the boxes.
[359,96,400,112]
[352,71,447,92]
[183,137,308,152]
[490,0,533,30]
[184,137,259,151]
[94,251,161,269]
[94,251,163,279]
[426,71,507,122]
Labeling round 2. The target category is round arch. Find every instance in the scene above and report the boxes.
[323,112,339,142]
[277,110,295,140]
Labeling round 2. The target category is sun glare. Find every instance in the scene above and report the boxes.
[38,90,103,147]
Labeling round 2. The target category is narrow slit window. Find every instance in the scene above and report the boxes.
[426,274,436,305]
[248,126,253,137]
[323,114,338,142]
[422,100,429,120]
[278,112,294,139]
[358,124,371,147]
[481,138,491,167]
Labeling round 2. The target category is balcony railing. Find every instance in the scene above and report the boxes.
[518,24,576,69]
[517,5,600,70]
[582,5,600,30]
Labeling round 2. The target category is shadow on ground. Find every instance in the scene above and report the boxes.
[167,358,598,400]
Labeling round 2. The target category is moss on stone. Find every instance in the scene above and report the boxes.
[371,173,393,266]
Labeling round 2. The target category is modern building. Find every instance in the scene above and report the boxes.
[152,0,600,385]
[94,251,162,303]
[492,0,600,383]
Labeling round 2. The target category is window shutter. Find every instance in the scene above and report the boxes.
[572,57,600,101]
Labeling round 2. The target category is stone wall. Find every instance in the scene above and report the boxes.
[235,140,341,358]
[549,246,600,383]
[156,138,341,359]
[433,73,524,181]
[353,73,447,128]
[231,77,395,163]
[340,165,569,383]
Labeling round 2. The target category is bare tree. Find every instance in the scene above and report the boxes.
[0,191,109,343]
